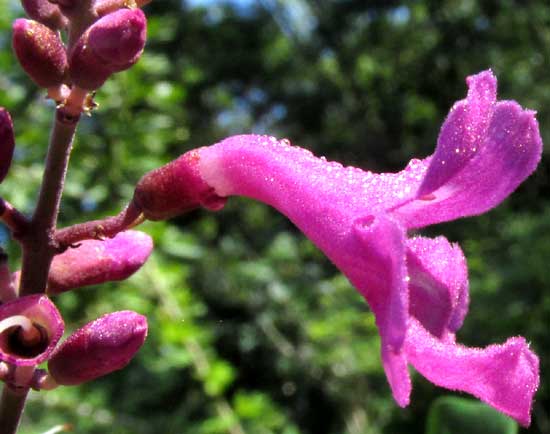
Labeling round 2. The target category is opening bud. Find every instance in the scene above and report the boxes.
[48,311,147,385]
[47,230,153,294]
[0,295,64,367]
[21,0,67,30]
[12,19,68,89]
[68,8,147,90]
[0,108,15,184]
[132,149,227,221]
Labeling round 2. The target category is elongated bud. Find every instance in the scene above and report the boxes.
[21,0,67,29]
[0,295,64,367]
[0,108,15,184]
[12,19,68,89]
[132,149,227,221]
[48,311,147,385]
[47,230,153,294]
[69,8,147,90]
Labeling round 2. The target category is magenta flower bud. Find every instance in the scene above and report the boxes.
[47,230,153,294]
[48,311,147,385]
[132,149,227,221]
[69,8,147,90]
[21,0,67,29]
[0,295,64,367]
[12,19,68,89]
[0,108,15,184]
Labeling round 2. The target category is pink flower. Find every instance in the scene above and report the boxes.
[132,70,541,425]
[47,230,153,294]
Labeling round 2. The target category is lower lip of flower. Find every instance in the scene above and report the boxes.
[0,315,50,360]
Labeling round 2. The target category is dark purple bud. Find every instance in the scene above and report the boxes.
[69,8,147,90]
[21,0,67,29]
[48,311,147,385]
[132,149,227,221]
[47,0,76,12]
[47,230,153,294]
[12,19,68,89]
[0,295,64,367]
[0,108,15,184]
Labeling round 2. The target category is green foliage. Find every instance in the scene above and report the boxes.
[1,1,549,433]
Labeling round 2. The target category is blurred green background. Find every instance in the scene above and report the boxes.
[1,0,549,433]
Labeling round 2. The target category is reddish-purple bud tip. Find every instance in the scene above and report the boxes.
[0,108,15,184]
[132,149,227,221]
[48,0,75,8]
[21,0,67,29]
[47,230,153,294]
[69,8,147,90]
[48,311,147,385]
[12,19,68,89]
[0,295,64,367]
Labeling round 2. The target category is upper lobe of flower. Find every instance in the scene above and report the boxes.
[392,70,542,228]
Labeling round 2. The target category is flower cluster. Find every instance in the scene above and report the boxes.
[132,70,542,426]
[0,231,152,389]
[0,0,151,403]
[12,0,147,113]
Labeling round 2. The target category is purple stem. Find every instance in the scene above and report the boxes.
[55,202,144,247]
[19,109,79,297]
[0,385,29,434]
[0,108,80,432]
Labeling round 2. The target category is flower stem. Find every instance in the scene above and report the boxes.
[55,202,144,247]
[19,109,80,297]
[0,384,29,434]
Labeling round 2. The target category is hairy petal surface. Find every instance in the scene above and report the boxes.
[405,318,539,426]
[394,71,542,228]
[47,230,153,294]
[406,236,469,337]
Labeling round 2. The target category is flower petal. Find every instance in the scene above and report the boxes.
[405,318,539,426]
[394,72,542,228]
[47,230,153,294]
[198,136,415,403]
[406,236,469,337]
[199,135,429,217]
[0,295,64,366]
[419,70,497,195]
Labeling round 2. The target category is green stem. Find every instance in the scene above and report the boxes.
[20,109,79,294]
[0,385,29,434]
